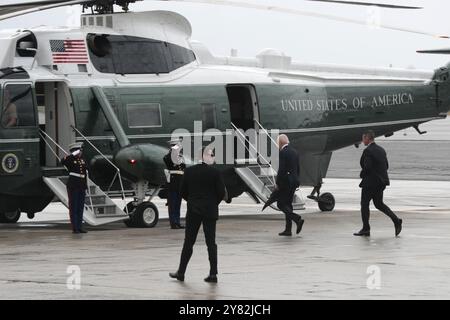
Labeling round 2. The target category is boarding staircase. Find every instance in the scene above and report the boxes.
[39,129,129,226]
[232,121,305,211]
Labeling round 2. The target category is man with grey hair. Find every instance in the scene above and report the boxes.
[354,130,402,237]
[276,134,304,236]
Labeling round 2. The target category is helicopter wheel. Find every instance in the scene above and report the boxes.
[318,193,335,212]
[0,210,21,224]
[132,202,159,228]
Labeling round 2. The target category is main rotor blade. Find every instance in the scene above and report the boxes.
[0,0,90,21]
[305,0,422,10]
[417,48,450,54]
[0,0,445,40]
[162,0,447,39]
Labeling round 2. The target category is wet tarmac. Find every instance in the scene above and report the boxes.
[1,118,450,299]
[1,178,450,300]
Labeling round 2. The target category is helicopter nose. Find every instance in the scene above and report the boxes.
[114,143,167,185]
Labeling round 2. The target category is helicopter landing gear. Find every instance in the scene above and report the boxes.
[307,184,335,212]
[123,201,159,228]
[123,181,160,228]
[0,210,21,223]
[123,202,137,227]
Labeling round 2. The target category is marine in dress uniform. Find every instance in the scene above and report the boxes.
[61,142,88,234]
[163,139,186,229]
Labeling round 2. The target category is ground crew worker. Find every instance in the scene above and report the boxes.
[163,138,186,229]
[61,142,88,234]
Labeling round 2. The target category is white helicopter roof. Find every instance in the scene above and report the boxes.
[0,8,435,87]
[190,41,434,84]
[80,10,192,48]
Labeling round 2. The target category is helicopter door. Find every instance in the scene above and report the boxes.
[37,82,75,167]
[0,82,39,179]
[226,85,260,162]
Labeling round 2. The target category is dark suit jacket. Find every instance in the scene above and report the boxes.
[276,144,300,190]
[181,163,226,220]
[359,142,390,189]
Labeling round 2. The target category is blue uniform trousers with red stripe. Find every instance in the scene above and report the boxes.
[68,187,86,232]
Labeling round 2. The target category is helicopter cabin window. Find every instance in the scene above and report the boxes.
[127,103,162,128]
[96,17,104,27]
[201,103,217,130]
[106,16,113,28]
[1,84,36,128]
[87,34,196,75]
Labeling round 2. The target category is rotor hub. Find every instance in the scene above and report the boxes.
[82,0,140,14]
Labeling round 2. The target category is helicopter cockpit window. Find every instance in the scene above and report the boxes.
[87,34,196,75]
[1,84,36,128]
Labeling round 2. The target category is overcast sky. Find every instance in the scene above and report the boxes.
[1,0,450,70]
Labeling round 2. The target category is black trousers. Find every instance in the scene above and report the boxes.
[178,213,217,276]
[67,187,85,232]
[361,186,399,231]
[277,186,301,232]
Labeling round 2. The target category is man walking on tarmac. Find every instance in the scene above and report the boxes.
[276,134,304,236]
[61,142,88,234]
[354,130,402,237]
[169,147,226,283]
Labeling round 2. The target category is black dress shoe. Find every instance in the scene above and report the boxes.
[72,230,80,234]
[79,229,88,234]
[176,224,185,229]
[353,230,370,237]
[296,219,305,234]
[169,271,184,282]
[171,224,181,229]
[278,231,292,236]
[204,275,217,283]
[395,219,403,237]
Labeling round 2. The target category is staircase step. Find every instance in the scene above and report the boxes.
[86,204,119,216]
[234,158,259,166]
[85,195,107,205]
[257,175,275,183]
[42,167,68,177]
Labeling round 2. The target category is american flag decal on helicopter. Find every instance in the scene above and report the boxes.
[50,39,89,64]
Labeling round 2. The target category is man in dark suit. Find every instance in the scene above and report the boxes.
[169,147,226,283]
[276,134,304,236]
[354,130,402,237]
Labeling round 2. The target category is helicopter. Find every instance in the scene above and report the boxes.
[0,0,449,228]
